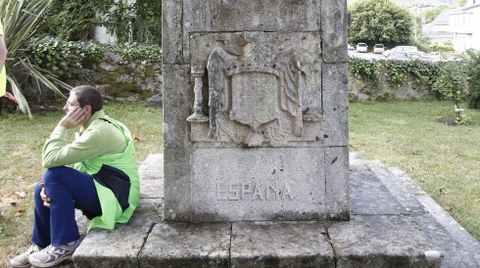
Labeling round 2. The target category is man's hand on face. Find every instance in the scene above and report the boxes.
[59,106,88,129]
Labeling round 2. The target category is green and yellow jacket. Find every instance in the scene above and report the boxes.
[42,110,139,232]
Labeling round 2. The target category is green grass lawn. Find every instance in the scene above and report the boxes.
[1,100,479,266]
[350,100,480,241]
[0,101,163,266]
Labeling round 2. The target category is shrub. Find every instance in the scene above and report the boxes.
[348,58,379,83]
[432,62,469,124]
[31,38,105,78]
[464,49,480,109]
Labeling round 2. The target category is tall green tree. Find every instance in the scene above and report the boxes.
[349,0,414,47]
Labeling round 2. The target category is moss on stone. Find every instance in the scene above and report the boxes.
[104,82,140,97]
[144,65,154,78]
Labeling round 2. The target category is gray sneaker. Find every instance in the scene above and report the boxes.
[28,239,81,268]
[9,244,42,268]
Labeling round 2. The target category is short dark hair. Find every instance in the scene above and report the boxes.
[70,85,103,113]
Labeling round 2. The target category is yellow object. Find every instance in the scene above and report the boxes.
[0,21,6,97]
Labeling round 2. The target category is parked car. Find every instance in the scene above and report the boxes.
[356,43,368,53]
[373,44,385,54]
[384,46,418,58]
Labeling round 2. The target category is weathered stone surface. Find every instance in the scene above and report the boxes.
[163,64,192,149]
[183,0,320,62]
[230,221,335,268]
[413,213,480,268]
[138,154,163,180]
[72,153,480,268]
[349,154,480,267]
[188,32,324,148]
[164,0,350,222]
[320,0,348,63]
[325,147,350,220]
[162,0,183,64]
[322,63,349,147]
[139,223,231,268]
[73,198,161,268]
[164,147,192,221]
[190,148,326,221]
[350,169,408,215]
[139,154,164,199]
[328,215,443,268]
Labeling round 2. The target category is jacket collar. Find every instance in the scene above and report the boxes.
[81,110,105,131]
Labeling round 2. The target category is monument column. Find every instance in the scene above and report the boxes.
[163,0,349,222]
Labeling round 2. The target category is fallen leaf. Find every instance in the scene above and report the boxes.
[442,206,453,214]
[15,209,25,217]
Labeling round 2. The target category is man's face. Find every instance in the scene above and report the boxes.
[63,93,81,114]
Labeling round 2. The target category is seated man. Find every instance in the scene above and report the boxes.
[9,85,139,268]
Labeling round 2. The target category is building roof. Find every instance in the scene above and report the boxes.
[431,9,452,25]
[461,3,480,11]
[449,3,480,15]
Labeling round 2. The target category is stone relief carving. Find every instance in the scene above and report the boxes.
[187,32,322,147]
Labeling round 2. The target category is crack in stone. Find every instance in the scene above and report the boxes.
[228,223,233,268]
[324,224,338,268]
[137,222,157,268]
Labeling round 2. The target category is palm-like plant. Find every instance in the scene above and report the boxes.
[0,0,71,117]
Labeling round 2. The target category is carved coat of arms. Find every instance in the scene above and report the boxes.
[187,32,321,147]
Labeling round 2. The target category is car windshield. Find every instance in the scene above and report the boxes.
[374,44,383,48]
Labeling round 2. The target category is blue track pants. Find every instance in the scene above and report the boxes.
[32,166,102,247]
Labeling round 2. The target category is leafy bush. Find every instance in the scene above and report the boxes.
[31,38,105,78]
[348,58,379,83]
[110,43,161,62]
[432,62,469,124]
[31,40,161,76]
[382,60,408,85]
[464,49,480,109]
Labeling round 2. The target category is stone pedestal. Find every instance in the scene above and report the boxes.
[163,0,349,222]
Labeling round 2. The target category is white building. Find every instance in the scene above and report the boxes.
[449,0,480,51]
[422,9,453,45]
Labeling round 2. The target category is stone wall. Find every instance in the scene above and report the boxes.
[348,73,439,101]
[66,52,163,103]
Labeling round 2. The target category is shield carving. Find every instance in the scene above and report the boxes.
[229,72,278,130]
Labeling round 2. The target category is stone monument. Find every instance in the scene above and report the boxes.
[163,0,349,222]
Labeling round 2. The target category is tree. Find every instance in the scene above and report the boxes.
[349,0,414,47]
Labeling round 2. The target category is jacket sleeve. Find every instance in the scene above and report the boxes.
[42,124,117,168]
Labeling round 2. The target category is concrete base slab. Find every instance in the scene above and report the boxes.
[140,222,231,268]
[69,153,480,268]
[230,222,334,268]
